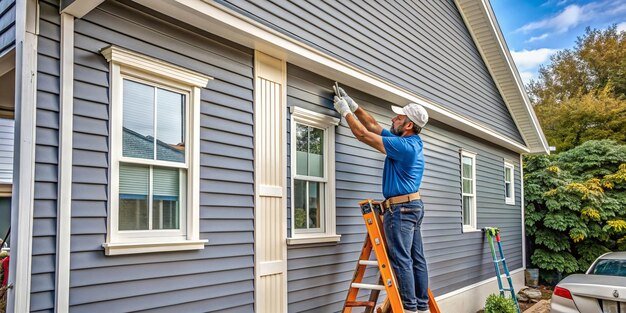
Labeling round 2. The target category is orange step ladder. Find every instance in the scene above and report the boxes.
[342,199,441,313]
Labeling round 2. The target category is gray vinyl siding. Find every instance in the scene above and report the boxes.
[0,0,15,55]
[30,1,60,311]
[215,0,525,145]
[286,65,522,312]
[66,0,254,311]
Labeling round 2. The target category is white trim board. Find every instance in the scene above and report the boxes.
[60,0,105,18]
[520,154,526,268]
[132,0,532,154]
[435,268,524,313]
[7,0,38,311]
[55,12,74,312]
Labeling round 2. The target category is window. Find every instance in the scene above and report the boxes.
[288,106,340,245]
[504,162,515,205]
[101,46,211,255]
[461,150,477,231]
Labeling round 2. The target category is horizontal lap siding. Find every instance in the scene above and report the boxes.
[30,1,60,312]
[69,1,254,311]
[0,0,15,55]
[286,65,522,312]
[216,0,525,145]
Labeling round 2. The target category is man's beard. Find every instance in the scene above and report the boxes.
[390,124,404,136]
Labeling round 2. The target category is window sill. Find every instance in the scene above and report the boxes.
[462,226,482,233]
[287,234,341,245]
[103,239,208,256]
[505,200,516,205]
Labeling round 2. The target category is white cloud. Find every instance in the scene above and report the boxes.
[517,0,626,34]
[618,22,626,33]
[510,48,559,84]
[510,48,558,70]
[526,33,549,43]
[518,4,584,34]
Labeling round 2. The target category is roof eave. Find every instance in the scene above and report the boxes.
[455,0,550,155]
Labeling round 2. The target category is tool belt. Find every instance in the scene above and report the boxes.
[381,192,421,210]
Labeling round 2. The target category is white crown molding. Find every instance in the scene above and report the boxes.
[101,45,212,88]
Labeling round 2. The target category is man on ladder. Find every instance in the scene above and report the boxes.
[333,86,430,313]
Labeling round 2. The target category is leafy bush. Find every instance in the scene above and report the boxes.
[484,294,517,313]
[525,140,626,275]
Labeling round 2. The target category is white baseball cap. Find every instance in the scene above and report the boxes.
[391,103,429,128]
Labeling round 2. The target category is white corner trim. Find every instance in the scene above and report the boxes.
[290,106,340,126]
[520,154,526,268]
[7,0,38,312]
[55,12,74,312]
[60,0,104,18]
[134,0,530,154]
[102,239,208,256]
[287,234,341,245]
[100,45,212,87]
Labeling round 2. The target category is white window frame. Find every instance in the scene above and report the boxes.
[460,150,478,232]
[101,46,211,255]
[287,106,341,245]
[504,161,515,205]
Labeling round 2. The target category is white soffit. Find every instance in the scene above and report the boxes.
[455,0,550,154]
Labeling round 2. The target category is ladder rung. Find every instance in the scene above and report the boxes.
[345,301,376,308]
[358,260,378,266]
[495,258,506,262]
[351,283,386,291]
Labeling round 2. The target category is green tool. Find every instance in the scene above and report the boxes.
[484,227,521,313]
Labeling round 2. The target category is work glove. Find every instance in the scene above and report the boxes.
[333,96,351,118]
[333,86,359,112]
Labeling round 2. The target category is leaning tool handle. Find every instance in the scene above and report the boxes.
[483,227,501,241]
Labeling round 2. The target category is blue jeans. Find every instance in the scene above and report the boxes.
[383,199,429,311]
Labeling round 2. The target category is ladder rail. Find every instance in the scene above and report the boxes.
[342,199,441,313]
[485,227,521,313]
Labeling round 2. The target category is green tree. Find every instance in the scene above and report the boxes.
[525,140,626,274]
[528,26,626,152]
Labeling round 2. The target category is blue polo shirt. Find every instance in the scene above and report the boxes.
[381,128,425,199]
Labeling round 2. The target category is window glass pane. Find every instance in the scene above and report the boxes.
[308,127,324,178]
[463,195,473,225]
[156,88,185,163]
[153,167,181,230]
[296,124,308,176]
[119,163,149,230]
[505,182,512,198]
[123,80,154,159]
[462,178,472,194]
[308,181,322,229]
[505,167,512,182]
[462,156,473,178]
[294,179,306,229]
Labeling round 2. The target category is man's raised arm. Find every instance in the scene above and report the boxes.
[335,86,383,135]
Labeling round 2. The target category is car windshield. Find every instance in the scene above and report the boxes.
[590,259,626,277]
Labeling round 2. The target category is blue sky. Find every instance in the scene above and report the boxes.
[491,0,626,84]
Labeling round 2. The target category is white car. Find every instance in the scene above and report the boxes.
[551,251,626,313]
